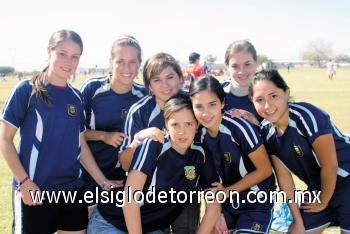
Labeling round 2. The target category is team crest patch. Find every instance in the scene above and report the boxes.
[184,166,196,180]
[67,104,77,116]
[293,145,304,157]
[121,108,129,120]
[223,152,231,163]
[251,222,263,231]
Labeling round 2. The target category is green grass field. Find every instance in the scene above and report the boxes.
[1,67,349,233]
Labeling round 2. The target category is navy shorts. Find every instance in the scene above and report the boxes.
[12,187,88,234]
[301,178,350,232]
[222,194,274,233]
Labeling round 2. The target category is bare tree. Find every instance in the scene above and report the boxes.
[300,40,333,67]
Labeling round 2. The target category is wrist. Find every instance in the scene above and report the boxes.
[18,176,30,187]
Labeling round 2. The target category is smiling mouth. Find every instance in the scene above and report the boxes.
[264,109,276,115]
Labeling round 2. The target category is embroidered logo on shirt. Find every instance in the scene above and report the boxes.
[121,108,129,120]
[67,104,77,116]
[251,222,263,231]
[293,145,304,157]
[184,166,196,180]
[223,152,231,163]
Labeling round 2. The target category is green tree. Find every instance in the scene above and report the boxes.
[257,54,269,64]
[0,66,15,76]
[300,40,333,67]
[335,54,350,63]
[205,54,217,65]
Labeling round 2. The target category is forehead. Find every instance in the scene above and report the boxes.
[168,108,195,121]
[55,39,81,54]
[151,65,177,78]
[228,52,255,64]
[192,90,220,102]
[112,45,139,58]
[252,80,281,95]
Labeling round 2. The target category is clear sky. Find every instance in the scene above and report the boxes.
[1,0,349,71]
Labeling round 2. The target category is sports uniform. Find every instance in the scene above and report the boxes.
[261,102,350,231]
[198,114,275,233]
[119,95,166,153]
[80,76,146,205]
[1,80,88,233]
[90,136,219,233]
[221,80,261,121]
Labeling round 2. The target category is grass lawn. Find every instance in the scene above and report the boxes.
[1,67,349,233]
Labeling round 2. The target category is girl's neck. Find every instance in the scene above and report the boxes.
[273,110,289,136]
[47,72,67,87]
[207,115,223,137]
[110,75,133,94]
[230,79,249,97]
[155,98,165,110]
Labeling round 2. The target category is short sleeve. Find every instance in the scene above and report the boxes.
[289,103,333,143]
[199,147,220,189]
[1,80,32,129]
[232,117,263,155]
[129,139,160,177]
[119,102,147,153]
[79,81,95,130]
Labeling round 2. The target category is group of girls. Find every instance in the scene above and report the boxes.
[1,29,349,234]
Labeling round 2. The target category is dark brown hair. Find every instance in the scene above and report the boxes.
[31,30,83,105]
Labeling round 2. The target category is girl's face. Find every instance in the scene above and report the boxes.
[166,108,197,155]
[48,39,81,85]
[110,45,140,88]
[191,90,224,133]
[149,66,182,108]
[251,80,289,126]
[226,52,257,87]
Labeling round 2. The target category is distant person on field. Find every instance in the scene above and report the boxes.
[326,59,334,80]
[182,52,205,91]
[202,61,210,74]
[333,60,337,76]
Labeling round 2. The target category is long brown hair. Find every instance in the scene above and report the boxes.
[31,30,83,105]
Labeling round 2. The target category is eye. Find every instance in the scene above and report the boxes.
[209,102,217,107]
[58,52,66,57]
[185,122,193,128]
[271,94,278,99]
[255,98,263,103]
[72,55,80,60]
[151,78,160,83]
[194,104,203,110]
[231,64,239,69]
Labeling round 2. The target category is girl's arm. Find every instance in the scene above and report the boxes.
[271,155,305,233]
[123,170,147,234]
[79,133,118,189]
[84,129,127,148]
[213,145,272,194]
[0,121,42,205]
[302,134,337,212]
[119,127,164,171]
[197,192,221,234]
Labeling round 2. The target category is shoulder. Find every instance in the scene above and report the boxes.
[259,119,274,141]
[67,84,84,103]
[131,83,147,97]
[221,114,260,143]
[221,80,231,93]
[289,102,329,123]
[79,76,109,93]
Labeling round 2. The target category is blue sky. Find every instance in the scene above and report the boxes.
[1,0,349,71]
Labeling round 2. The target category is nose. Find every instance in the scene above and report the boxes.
[264,99,271,109]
